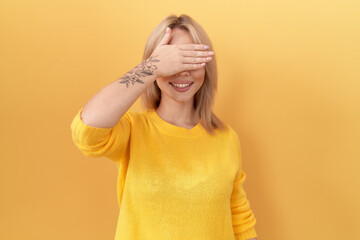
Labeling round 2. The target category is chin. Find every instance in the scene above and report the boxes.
[170,95,194,104]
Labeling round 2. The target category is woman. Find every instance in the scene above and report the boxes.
[71,14,258,240]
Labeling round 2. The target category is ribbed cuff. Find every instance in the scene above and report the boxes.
[71,108,113,145]
[234,227,258,240]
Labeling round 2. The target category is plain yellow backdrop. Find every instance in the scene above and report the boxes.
[1,0,359,239]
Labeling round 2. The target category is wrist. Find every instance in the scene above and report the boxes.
[144,55,161,79]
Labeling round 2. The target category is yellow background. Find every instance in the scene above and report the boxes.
[1,0,359,239]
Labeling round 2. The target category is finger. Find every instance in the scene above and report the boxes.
[158,27,172,46]
[182,50,214,57]
[178,44,210,50]
[182,63,206,70]
[182,56,212,64]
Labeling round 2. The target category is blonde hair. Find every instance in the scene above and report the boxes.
[141,14,226,134]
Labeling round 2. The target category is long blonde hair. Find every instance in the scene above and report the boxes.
[141,14,226,134]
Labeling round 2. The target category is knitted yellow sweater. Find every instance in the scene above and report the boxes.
[71,108,257,240]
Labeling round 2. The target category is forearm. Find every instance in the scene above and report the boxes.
[81,58,157,128]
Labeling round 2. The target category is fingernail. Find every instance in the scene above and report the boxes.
[209,51,214,55]
[204,45,209,49]
[166,27,170,33]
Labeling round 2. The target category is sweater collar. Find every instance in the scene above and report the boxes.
[147,109,206,138]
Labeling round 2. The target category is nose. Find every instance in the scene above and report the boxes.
[175,71,190,77]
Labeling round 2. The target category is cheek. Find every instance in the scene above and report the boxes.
[192,68,205,83]
[156,77,170,89]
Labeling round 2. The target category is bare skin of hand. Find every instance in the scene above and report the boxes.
[150,27,214,78]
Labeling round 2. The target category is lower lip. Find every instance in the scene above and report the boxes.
[170,83,193,92]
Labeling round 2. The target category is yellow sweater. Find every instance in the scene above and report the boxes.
[71,108,257,240]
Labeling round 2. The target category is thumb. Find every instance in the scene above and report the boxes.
[158,27,171,46]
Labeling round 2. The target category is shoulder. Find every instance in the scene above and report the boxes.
[228,126,240,142]
[213,123,238,139]
[122,109,154,125]
[208,124,240,147]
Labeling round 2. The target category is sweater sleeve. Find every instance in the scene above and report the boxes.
[230,129,258,240]
[70,108,132,163]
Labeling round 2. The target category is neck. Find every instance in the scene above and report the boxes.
[156,97,199,129]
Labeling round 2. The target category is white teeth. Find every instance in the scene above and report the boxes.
[171,83,191,88]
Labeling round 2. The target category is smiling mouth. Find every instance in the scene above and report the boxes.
[169,82,193,88]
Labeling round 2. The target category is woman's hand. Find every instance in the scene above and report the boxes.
[150,27,214,78]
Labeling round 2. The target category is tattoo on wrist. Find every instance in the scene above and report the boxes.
[118,55,160,88]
